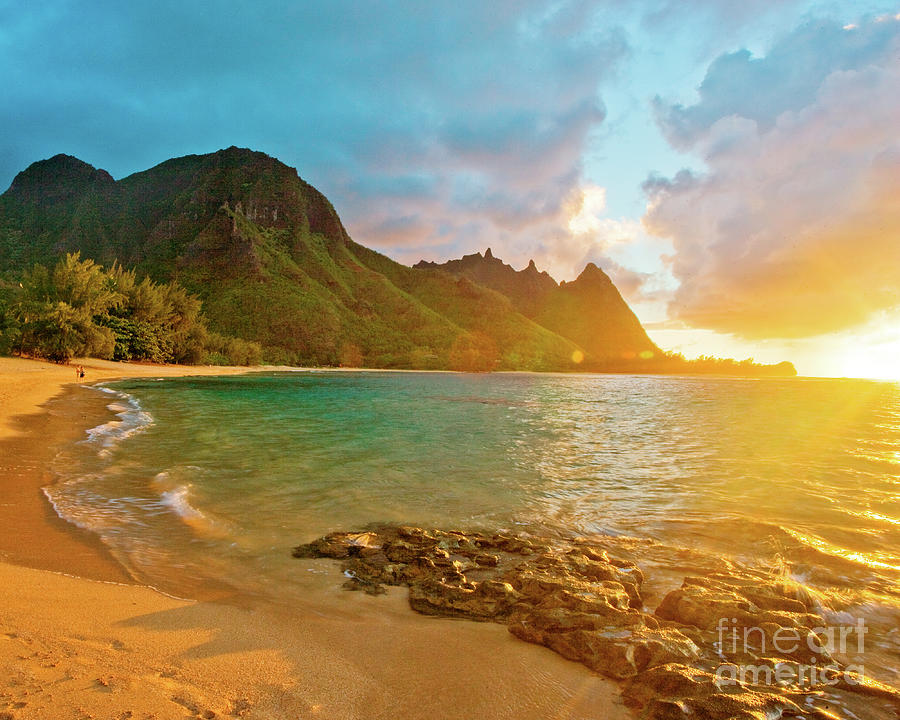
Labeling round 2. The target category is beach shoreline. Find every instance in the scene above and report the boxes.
[0,356,628,720]
[0,357,276,582]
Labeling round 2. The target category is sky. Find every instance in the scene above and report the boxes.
[1,0,898,378]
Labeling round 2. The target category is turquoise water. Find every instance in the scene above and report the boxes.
[48,372,900,611]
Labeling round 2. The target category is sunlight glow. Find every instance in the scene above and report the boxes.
[834,326,900,381]
[567,186,607,235]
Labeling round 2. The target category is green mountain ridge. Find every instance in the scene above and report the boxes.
[0,147,795,375]
[0,148,587,369]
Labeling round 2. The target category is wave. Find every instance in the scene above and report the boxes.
[44,383,230,578]
[81,384,154,456]
[778,525,900,577]
[42,475,113,535]
[153,472,233,540]
[45,386,153,538]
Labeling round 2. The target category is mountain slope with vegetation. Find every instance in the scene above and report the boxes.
[0,148,579,370]
[0,147,795,375]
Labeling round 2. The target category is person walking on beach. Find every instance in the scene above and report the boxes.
[75,364,85,382]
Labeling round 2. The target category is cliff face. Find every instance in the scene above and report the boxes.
[0,148,581,369]
[538,263,660,361]
[416,252,659,361]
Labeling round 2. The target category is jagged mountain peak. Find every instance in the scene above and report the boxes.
[418,249,658,360]
[570,261,611,285]
[415,248,555,282]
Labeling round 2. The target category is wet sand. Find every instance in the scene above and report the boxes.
[0,357,628,719]
[0,384,135,582]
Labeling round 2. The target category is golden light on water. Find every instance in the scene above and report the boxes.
[783,527,900,575]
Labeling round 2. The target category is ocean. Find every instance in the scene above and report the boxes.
[47,371,900,677]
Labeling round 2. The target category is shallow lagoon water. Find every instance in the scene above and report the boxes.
[48,372,900,624]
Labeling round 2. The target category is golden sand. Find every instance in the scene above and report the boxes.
[0,357,628,719]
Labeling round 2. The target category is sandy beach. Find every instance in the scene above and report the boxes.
[0,357,626,720]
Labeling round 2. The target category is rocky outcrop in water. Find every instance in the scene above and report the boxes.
[293,525,900,720]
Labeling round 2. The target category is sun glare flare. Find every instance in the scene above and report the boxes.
[835,327,900,381]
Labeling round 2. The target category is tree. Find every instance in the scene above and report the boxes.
[11,254,120,361]
[97,262,208,363]
[338,342,364,367]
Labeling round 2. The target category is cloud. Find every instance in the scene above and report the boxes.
[512,184,672,302]
[644,16,900,339]
[653,17,899,149]
[0,0,631,284]
[638,0,807,35]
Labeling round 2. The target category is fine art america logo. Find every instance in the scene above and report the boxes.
[714,617,867,686]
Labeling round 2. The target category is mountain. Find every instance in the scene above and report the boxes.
[0,148,584,370]
[416,248,557,317]
[0,148,798,375]
[415,250,660,361]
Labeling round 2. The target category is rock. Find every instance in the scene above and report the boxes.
[292,536,353,559]
[410,578,521,620]
[292,525,894,720]
[625,664,810,719]
[639,693,803,720]
[832,672,900,706]
[623,663,724,708]
[384,539,430,563]
[656,574,826,632]
[512,622,700,679]
[655,585,758,630]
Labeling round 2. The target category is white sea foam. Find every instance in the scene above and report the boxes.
[160,484,206,522]
[42,474,142,537]
[46,387,156,545]
[156,478,232,539]
[42,480,105,534]
[82,386,154,456]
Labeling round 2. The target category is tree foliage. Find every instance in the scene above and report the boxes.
[581,350,797,377]
[10,254,119,362]
[1,253,260,365]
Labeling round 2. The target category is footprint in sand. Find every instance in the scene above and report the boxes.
[171,693,217,719]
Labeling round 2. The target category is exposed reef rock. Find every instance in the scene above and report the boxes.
[294,525,900,720]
